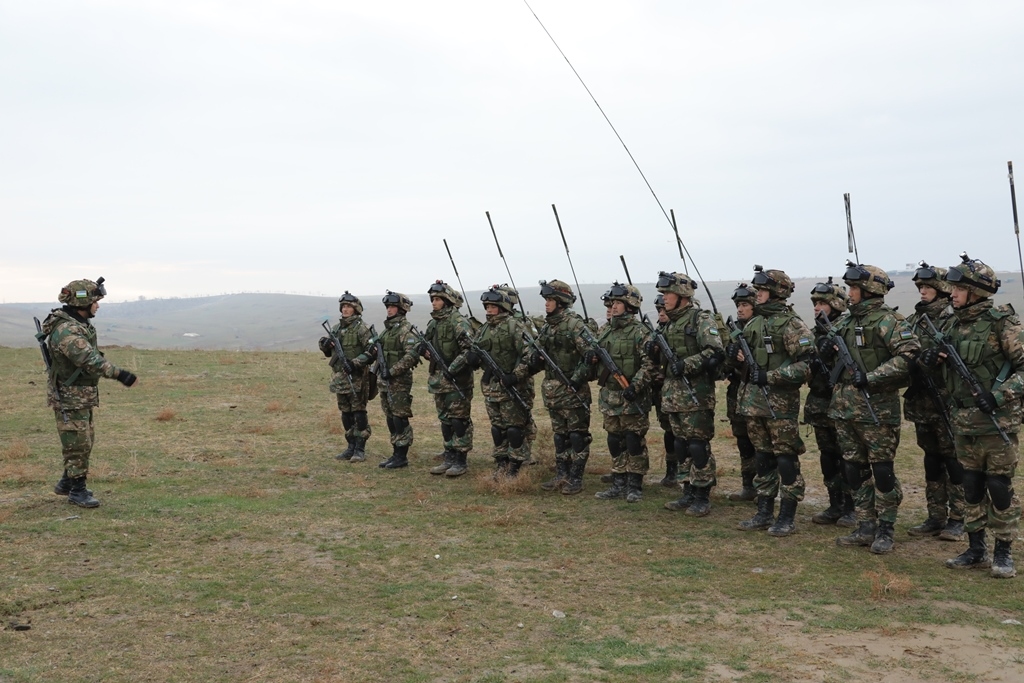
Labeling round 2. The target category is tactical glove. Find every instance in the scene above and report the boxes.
[465,351,482,369]
[749,365,769,386]
[116,370,138,387]
[918,347,942,369]
[703,352,723,375]
[318,337,334,357]
[583,350,599,366]
[501,372,518,388]
[816,336,835,361]
[567,379,582,392]
[976,391,998,414]
[850,368,869,389]
[726,342,742,364]
[341,360,355,375]
[621,384,638,402]
[670,360,686,378]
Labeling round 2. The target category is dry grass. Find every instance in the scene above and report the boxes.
[242,424,276,435]
[155,408,176,422]
[1,439,31,460]
[265,400,286,413]
[864,570,914,601]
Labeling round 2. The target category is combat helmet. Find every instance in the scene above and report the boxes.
[59,277,106,307]
[842,261,894,298]
[656,271,696,299]
[602,281,643,311]
[480,285,514,314]
[731,282,756,307]
[945,252,1000,298]
[810,276,848,314]
[751,265,795,300]
[494,283,519,307]
[912,261,951,296]
[427,280,464,307]
[654,294,666,310]
[382,290,413,313]
[338,290,363,315]
[539,279,576,307]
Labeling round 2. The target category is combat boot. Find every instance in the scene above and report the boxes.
[907,516,945,537]
[768,499,797,537]
[685,486,712,517]
[869,521,895,554]
[738,496,775,531]
[811,487,843,525]
[991,540,1016,579]
[660,460,679,488]
[595,473,626,500]
[67,476,99,508]
[445,451,468,477]
[836,521,877,547]
[945,530,991,569]
[348,438,367,463]
[836,493,857,528]
[430,451,455,475]
[600,473,614,484]
[383,445,409,469]
[506,460,523,479]
[54,470,92,497]
[938,518,965,542]
[663,483,695,511]
[562,459,587,496]
[541,460,571,491]
[727,472,756,502]
[625,473,644,503]
[492,456,510,480]
[336,436,355,461]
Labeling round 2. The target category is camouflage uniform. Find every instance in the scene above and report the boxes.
[650,296,679,488]
[320,293,374,462]
[827,263,919,554]
[496,286,539,462]
[41,278,137,507]
[725,284,758,502]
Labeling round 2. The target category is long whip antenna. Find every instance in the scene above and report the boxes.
[1009,161,1023,306]
[484,211,526,316]
[844,192,861,263]
[619,255,633,285]
[670,209,689,275]
[443,238,475,319]
[551,203,589,320]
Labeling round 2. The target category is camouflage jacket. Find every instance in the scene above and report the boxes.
[41,308,122,410]
[737,302,813,420]
[328,315,372,395]
[537,309,592,410]
[596,313,655,417]
[370,314,420,384]
[932,300,1024,435]
[803,312,842,425]
[660,304,723,413]
[425,306,475,395]
[826,298,918,425]
[903,298,953,424]
[471,311,533,403]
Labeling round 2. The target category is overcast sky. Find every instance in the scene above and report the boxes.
[3,1,1023,303]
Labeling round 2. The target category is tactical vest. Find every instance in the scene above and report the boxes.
[744,310,798,371]
[381,317,411,369]
[426,311,463,365]
[598,317,642,379]
[836,306,894,373]
[337,317,367,359]
[664,307,704,360]
[541,312,583,375]
[945,307,1014,402]
[50,319,100,387]
[478,316,520,372]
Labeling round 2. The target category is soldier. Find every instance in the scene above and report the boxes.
[587,283,656,503]
[657,272,725,517]
[724,283,758,502]
[39,278,138,508]
[920,254,1023,578]
[368,291,421,470]
[494,284,539,462]
[805,278,856,527]
[730,266,813,537]
[650,294,680,489]
[904,263,966,540]
[534,280,594,494]
[319,291,374,462]
[826,262,918,555]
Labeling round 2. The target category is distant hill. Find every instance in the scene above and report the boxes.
[3,273,1021,350]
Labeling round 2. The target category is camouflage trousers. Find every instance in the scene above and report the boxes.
[915,421,965,522]
[812,424,850,497]
[667,410,716,489]
[746,417,806,502]
[731,416,755,479]
[336,394,371,442]
[548,405,592,464]
[604,413,650,475]
[433,389,474,454]
[56,408,94,478]
[835,420,903,525]
[486,399,532,463]
[380,381,413,448]
[955,432,1021,542]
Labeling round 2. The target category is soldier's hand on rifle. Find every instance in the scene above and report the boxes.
[670,360,686,378]
[116,370,138,387]
[816,337,835,361]
[318,337,334,357]
[727,342,743,364]
[918,348,945,369]
[643,340,659,360]
[976,391,998,414]
[703,351,723,375]
[567,379,582,392]
[749,365,769,386]
[501,372,517,388]
[583,350,599,366]
[850,368,869,389]
[417,343,430,360]
[465,350,481,370]
[341,359,355,375]
[621,384,637,402]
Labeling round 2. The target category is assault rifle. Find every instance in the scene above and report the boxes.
[814,312,879,426]
[917,314,1011,444]
[34,316,67,423]
[523,329,588,410]
[320,320,357,395]
[639,313,698,405]
[578,326,645,414]
[458,331,530,412]
[409,325,467,400]
[725,316,776,419]
[909,363,956,444]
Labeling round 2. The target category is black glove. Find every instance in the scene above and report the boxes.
[379,363,391,381]
[850,368,869,389]
[528,351,545,373]
[919,347,942,369]
[726,342,742,363]
[116,369,138,387]
[567,379,582,392]
[621,384,638,402]
[670,360,686,377]
[749,365,769,386]
[501,372,518,388]
[816,336,835,361]
[417,343,430,359]
[465,351,481,369]
[341,359,355,375]
[643,340,658,358]
[318,337,334,357]
[976,391,998,414]
[703,352,723,375]
[583,350,599,366]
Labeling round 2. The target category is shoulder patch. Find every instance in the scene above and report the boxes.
[797,337,812,347]
[899,329,913,340]
[708,327,719,335]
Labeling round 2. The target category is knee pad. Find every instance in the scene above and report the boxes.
[663,430,674,455]
[341,412,355,430]
[754,451,777,477]
[687,440,710,469]
[624,432,644,456]
[507,427,525,449]
[451,418,469,438]
[736,435,755,461]
[673,436,689,462]
[963,469,986,504]
[569,431,591,454]
[922,451,945,481]
[393,417,410,433]
[607,432,626,457]
[871,461,896,494]
[987,474,1014,510]
[818,450,841,480]
[553,433,569,453]
[777,454,799,485]
[491,425,506,446]
[441,422,454,442]
[945,457,964,485]
[843,459,870,488]
[386,416,396,435]
[354,411,369,430]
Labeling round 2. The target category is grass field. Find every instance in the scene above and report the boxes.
[2,346,1024,682]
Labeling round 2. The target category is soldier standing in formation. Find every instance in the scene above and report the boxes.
[371,291,421,470]
[903,264,966,540]
[724,283,758,503]
[534,280,594,495]
[319,291,374,462]
[921,254,1023,578]
[649,294,681,489]
[40,278,138,508]
[732,266,813,537]
[657,271,725,518]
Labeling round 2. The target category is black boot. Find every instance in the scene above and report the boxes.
[836,521,877,547]
[430,451,455,475]
[336,436,355,461]
[907,516,946,537]
[727,472,756,502]
[445,451,468,477]
[664,483,695,511]
[383,445,409,469]
[562,459,587,496]
[600,473,614,484]
[768,499,798,537]
[67,476,99,508]
[625,473,644,503]
[738,496,775,531]
[506,460,523,479]
[992,540,1016,579]
[836,493,857,528]
[54,470,92,496]
[938,518,965,542]
[946,530,991,569]
[349,438,366,463]
[685,486,712,517]
[661,460,679,488]
[541,459,571,491]
[492,456,510,479]
[595,473,626,500]
[869,521,895,554]
[811,487,843,525]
